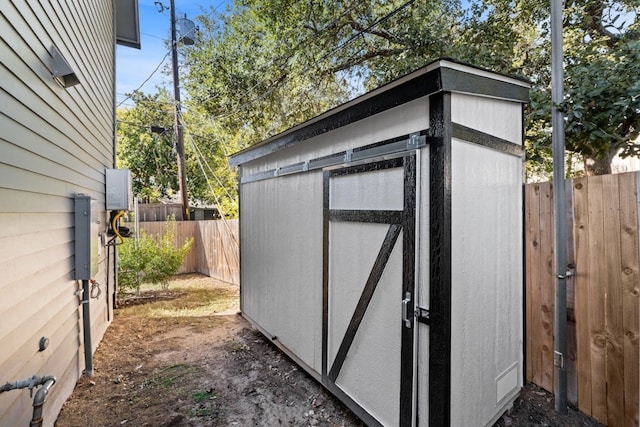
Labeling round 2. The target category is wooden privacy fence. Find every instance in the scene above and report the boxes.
[139,219,239,285]
[526,172,639,426]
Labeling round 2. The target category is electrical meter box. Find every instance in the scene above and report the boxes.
[105,168,133,211]
[74,194,99,280]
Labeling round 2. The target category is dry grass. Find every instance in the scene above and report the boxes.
[120,273,239,318]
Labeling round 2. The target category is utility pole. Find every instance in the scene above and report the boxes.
[551,0,568,414]
[169,0,190,220]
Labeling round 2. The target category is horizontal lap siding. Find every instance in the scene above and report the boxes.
[0,1,115,426]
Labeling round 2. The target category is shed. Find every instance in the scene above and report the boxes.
[229,59,530,427]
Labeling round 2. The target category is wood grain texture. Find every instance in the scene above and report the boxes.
[602,175,625,426]
[586,176,608,423]
[539,181,555,392]
[573,176,593,416]
[528,173,640,425]
[525,183,542,384]
[139,220,240,285]
[564,179,578,405]
[618,173,640,427]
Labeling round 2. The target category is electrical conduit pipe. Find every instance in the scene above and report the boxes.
[82,279,94,376]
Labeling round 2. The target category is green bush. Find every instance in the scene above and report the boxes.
[118,217,193,296]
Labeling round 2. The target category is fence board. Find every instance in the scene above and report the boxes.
[587,176,609,423]
[618,173,640,427]
[539,181,555,392]
[565,178,578,405]
[525,181,556,392]
[525,183,541,384]
[573,177,592,416]
[603,175,625,426]
[528,172,640,426]
[198,220,240,285]
[138,219,239,285]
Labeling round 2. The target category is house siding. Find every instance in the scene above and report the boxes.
[0,1,116,426]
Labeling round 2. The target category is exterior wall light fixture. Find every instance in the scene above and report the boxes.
[49,45,80,88]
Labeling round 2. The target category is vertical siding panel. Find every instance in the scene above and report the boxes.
[601,175,625,426]
[618,172,640,427]
[573,176,592,416]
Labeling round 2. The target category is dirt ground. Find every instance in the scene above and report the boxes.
[56,274,602,427]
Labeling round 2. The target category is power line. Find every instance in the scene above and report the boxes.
[117,50,171,107]
[141,32,167,40]
[192,0,417,123]
[119,1,417,145]
[186,133,240,249]
[193,2,363,107]
[187,132,236,206]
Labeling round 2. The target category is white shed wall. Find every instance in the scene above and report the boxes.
[449,138,524,426]
[241,96,429,176]
[451,93,523,145]
[332,226,403,426]
[0,1,116,425]
[236,72,527,426]
[240,172,325,372]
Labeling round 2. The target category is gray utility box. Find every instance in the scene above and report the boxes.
[229,59,530,427]
[105,168,133,211]
[73,194,99,280]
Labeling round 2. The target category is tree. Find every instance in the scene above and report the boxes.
[180,109,241,217]
[182,2,352,149]
[562,1,640,174]
[116,89,239,216]
[183,0,639,178]
[116,89,179,202]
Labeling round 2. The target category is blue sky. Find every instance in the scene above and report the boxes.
[116,0,228,107]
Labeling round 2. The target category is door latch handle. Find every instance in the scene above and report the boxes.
[402,292,412,328]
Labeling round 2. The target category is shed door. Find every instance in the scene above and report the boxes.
[322,155,416,427]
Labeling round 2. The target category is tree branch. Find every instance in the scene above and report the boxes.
[323,47,404,75]
[344,14,403,44]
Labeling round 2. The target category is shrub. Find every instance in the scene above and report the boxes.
[118,217,193,296]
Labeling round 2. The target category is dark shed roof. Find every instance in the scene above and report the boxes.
[228,58,530,167]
